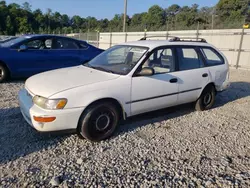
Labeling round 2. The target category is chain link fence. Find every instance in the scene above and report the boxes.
[66,32,99,47]
[95,28,250,69]
[1,25,250,69]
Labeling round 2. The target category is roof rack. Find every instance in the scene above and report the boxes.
[169,37,207,43]
[139,35,175,41]
[139,35,207,43]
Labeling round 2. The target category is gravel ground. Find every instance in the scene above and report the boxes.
[0,69,250,188]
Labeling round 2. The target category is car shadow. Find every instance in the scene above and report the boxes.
[0,82,249,164]
[0,107,70,164]
[116,81,250,137]
[6,77,27,83]
[214,81,250,107]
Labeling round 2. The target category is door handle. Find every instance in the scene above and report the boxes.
[169,78,178,83]
[202,73,208,77]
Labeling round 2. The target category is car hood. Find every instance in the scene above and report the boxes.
[25,66,120,98]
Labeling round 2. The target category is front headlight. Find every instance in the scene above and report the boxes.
[33,96,67,110]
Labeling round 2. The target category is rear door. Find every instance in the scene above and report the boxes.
[47,37,81,69]
[199,47,229,89]
[172,46,210,104]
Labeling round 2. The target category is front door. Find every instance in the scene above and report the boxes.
[10,38,51,76]
[130,47,179,116]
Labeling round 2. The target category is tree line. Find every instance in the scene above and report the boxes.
[0,0,250,35]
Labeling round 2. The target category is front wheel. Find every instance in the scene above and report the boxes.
[77,102,119,142]
[0,64,9,83]
[195,86,216,111]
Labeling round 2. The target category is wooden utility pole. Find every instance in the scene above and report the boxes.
[123,0,127,32]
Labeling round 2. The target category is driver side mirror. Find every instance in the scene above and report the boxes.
[18,44,28,52]
[136,67,155,76]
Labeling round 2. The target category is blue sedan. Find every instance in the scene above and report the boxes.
[0,34,104,82]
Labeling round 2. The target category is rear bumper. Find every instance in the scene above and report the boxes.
[216,80,230,92]
[18,89,84,132]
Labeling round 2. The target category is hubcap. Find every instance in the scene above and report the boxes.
[0,68,2,78]
[87,107,116,140]
[203,93,212,105]
[95,114,111,131]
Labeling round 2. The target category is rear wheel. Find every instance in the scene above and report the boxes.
[77,102,119,142]
[0,64,9,83]
[195,85,216,111]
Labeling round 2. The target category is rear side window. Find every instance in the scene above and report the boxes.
[176,48,204,71]
[79,43,88,49]
[53,38,79,49]
[200,48,224,66]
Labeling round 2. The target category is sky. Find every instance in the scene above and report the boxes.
[5,0,219,19]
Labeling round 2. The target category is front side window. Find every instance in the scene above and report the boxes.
[26,40,42,49]
[85,45,148,75]
[25,39,43,50]
[22,38,53,50]
[177,47,204,71]
[142,48,175,74]
[200,48,224,66]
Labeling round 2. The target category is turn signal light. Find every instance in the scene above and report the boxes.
[33,116,56,123]
[56,100,67,109]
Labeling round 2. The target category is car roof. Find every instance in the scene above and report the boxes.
[119,40,212,49]
[21,34,83,41]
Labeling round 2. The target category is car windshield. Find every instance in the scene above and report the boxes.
[84,45,148,75]
[0,36,18,43]
[1,36,26,47]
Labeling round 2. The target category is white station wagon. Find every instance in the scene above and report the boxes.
[18,37,230,142]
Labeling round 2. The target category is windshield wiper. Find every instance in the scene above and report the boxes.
[84,64,115,74]
[93,66,115,74]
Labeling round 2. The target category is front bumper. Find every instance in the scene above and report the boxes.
[18,89,84,132]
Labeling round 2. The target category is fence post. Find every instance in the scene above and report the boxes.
[236,28,245,69]
[166,21,169,40]
[166,31,169,40]
[79,29,81,40]
[96,31,100,48]
[144,30,147,38]
[125,32,127,42]
[109,32,112,48]
[196,22,200,40]
[87,30,89,43]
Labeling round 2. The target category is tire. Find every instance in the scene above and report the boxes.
[195,85,216,111]
[0,64,9,83]
[77,102,119,142]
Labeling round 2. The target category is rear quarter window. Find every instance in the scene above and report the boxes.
[79,43,89,49]
[200,48,224,66]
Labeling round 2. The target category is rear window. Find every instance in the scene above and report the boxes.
[200,48,224,66]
